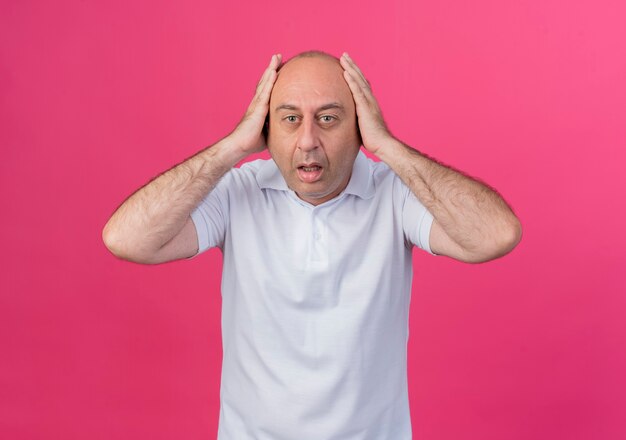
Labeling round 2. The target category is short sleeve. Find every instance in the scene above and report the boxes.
[186,171,233,258]
[400,179,438,255]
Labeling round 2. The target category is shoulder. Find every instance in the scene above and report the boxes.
[366,156,406,195]
[230,158,266,177]
[237,158,267,173]
[220,158,269,189]
[369,157,393,179]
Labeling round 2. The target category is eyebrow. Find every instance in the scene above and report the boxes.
[274,102,345,113]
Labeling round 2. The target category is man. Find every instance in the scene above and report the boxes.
[103,50,522,439]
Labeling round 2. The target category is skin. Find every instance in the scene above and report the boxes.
[339,52,522,262]
[103,52,522,265]
[266,55,362,205]
[102,55,284,264]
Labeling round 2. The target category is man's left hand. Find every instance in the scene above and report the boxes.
[340,52,394,155]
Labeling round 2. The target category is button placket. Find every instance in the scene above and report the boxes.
[311,208,328,263]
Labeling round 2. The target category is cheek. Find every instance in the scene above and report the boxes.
[267,136,295,167]
[326,129,360,158]
[326,142,360,175]
[333,120,359,144]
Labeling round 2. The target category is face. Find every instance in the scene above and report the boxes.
[267,55,361,206]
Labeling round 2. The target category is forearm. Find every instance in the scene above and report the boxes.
[377,138,521,258]
[103,136,245,260]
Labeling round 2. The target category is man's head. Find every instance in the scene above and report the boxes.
[266,50,362,206]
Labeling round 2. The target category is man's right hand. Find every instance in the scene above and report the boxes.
[226,53,282,160]
[102,53,283,264]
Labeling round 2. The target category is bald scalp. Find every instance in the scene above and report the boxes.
[276,50,341,73]
[272,50,347,95]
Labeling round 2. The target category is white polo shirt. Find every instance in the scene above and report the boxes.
[190,150,436,440]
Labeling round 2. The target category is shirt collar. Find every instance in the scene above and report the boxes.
[255,150,375,200]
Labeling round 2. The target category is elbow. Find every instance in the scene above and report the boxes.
[102,221,128,260]
[465,217,523,264]
[102,222,155,264]
[507,216,523,250]
[488,216,523,261]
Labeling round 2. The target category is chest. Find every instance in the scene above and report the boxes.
[223,191,410,307]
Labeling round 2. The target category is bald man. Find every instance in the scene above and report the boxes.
[103,51,522,439]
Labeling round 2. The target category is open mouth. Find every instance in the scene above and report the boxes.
[297,165,324,183]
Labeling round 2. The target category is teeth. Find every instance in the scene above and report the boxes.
[302,166,320,172]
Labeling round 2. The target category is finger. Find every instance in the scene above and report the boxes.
[343,68,370,109]
[341,53,370,90]
[250,53,282,111]
[343,53,368,85]
[259,53,282,100]
[255,53,283,98]
[342,58,375,107]
[255,54,277,94]
[258,67,277,105]
[272,53,282,69]
[341,60,370,99]
[247,54,281,118]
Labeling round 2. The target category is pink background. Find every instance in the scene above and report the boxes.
[2,0,625,439]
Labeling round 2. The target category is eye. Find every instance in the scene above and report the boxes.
[320,115,336,123]
[285,115,299,123]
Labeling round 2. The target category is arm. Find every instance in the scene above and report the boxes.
[377,139,522,263]
[102,53,283,264]
[340,52,522,263]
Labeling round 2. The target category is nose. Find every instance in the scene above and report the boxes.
[296,118,320,153]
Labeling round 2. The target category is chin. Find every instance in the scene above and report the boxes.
[298,184,342,202]
[294,184,329,197]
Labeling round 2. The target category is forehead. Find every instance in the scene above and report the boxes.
[270,57,354,112]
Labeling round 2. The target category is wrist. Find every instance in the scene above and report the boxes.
[374,136,407,164]
[211,136,250,169]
